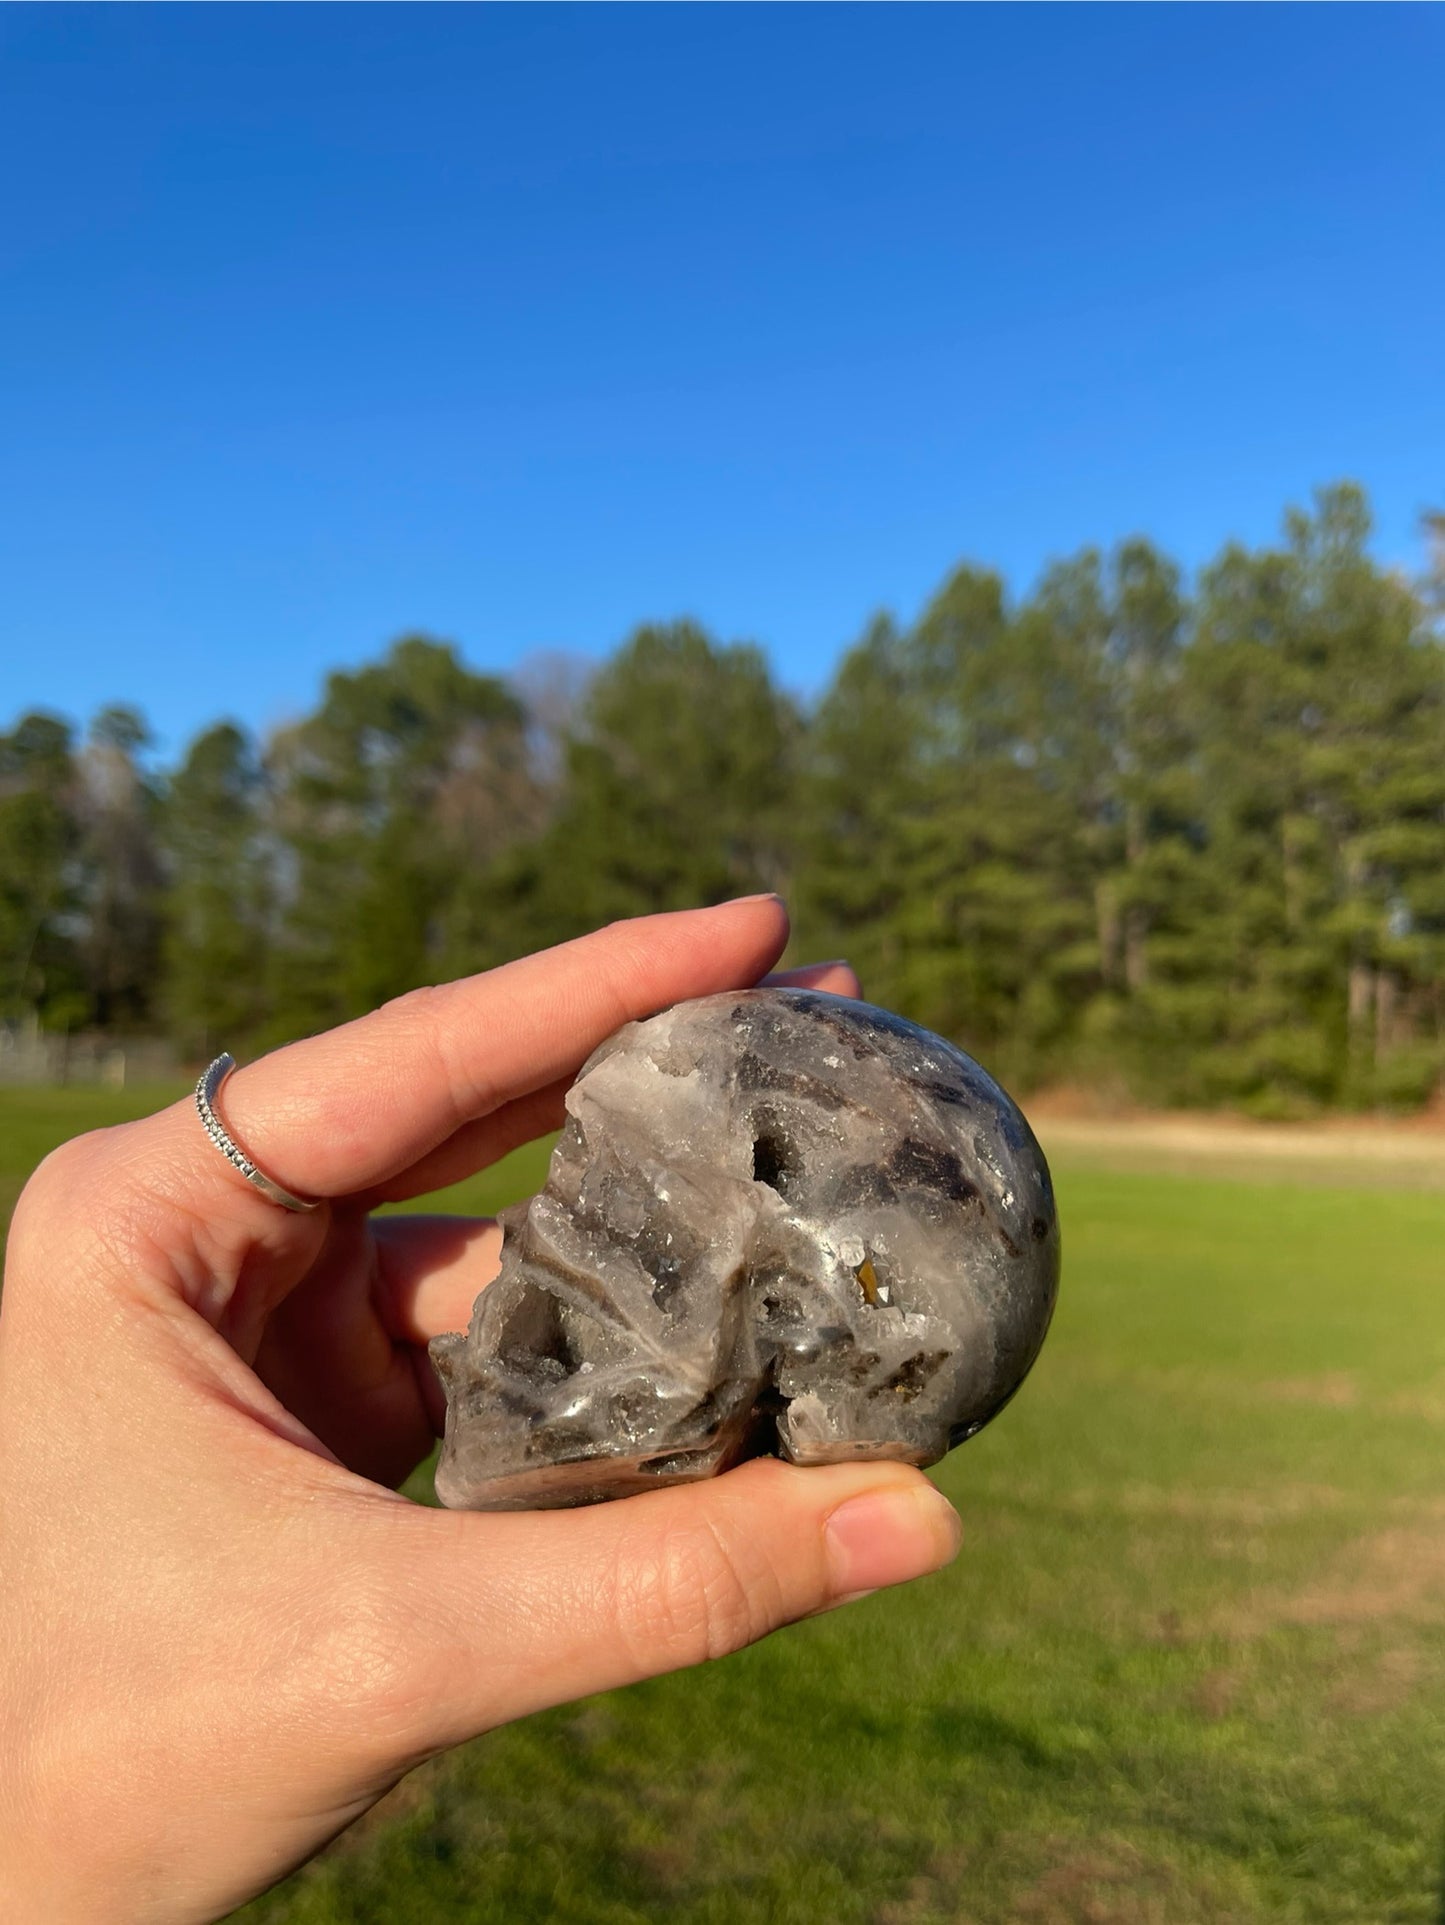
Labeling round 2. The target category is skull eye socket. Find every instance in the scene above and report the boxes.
[751,1121,797,1196]
[750,1108,796,1193]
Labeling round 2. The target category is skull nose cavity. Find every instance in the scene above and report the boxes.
[497,1284,583,1385]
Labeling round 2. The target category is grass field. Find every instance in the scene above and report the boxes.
[4,1091,1445,1922]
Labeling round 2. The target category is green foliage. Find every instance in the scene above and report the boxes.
[0,712,85,1026]
[527,620,801,936]
[74,705,164,1031]
[161,723,271,1056]
[262,635,541,1037]
[1174,485,1445,1109]
[1,485,1442,1108]
[800,490,1444,1106]
[804,545,1184,1094]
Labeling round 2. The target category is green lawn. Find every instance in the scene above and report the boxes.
[4,1090,1444,1922]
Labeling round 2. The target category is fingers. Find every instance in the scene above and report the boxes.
[371,1215,503,1345]
[124,898,791,1230]
[387,1458,961,1751]
[363,1076,573,1208]
[764,960,862,999]
[240,896,790,1197]
[368,958,864,1207]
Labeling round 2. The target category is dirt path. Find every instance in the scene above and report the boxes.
[1031,1109,1445,1188]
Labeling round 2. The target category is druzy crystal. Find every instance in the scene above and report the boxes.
[430,989,1059,1510]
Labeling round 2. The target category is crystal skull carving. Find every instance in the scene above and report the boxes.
[430,988,1059,1510]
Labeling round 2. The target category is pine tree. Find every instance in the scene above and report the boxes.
[529,621,801,938]
[1181,485,1445,1108]
[0,713,85,1028]
[265,636,538,1036]
[74,705,163,1032]
[160,723,271,1057]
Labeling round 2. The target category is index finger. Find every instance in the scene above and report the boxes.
[365,955,865,1207]
[180,897,792,1205]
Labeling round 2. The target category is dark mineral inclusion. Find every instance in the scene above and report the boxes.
[430,989,1060,1510]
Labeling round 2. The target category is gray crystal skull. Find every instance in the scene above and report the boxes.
[430,988,1059,1510]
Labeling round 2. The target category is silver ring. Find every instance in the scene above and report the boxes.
[195,1053,321,1213]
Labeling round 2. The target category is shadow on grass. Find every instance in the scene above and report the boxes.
[926,1704,1064,1774]
[782,1691,1066,1778]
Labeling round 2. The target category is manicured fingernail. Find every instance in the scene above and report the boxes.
[824,1483,962,1598]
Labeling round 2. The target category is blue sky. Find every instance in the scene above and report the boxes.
[2,5,1442,760]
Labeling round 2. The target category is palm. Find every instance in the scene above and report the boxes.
[248,1209,436,1485]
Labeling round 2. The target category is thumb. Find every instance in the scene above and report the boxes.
[385,1458,961,1754]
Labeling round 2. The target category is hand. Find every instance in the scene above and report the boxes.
[0,898,962,1924]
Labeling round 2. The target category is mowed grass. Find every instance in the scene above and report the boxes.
[4,1091,1445,1922]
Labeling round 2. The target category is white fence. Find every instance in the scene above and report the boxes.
[0,1022,180,1088]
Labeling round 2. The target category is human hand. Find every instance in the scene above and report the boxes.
[0,897,962,1923]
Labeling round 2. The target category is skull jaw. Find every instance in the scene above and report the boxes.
[432,1423,936,1511]
[429,1284,974,1510]
[775,1389,941,1469]
[433,1437,739,1512]
[775,1437,935,1469]
[431,1376,943,1510]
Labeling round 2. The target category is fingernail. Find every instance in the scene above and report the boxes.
[725,892,786,908]
[824,1483,962,1598]
[795,959,849,975]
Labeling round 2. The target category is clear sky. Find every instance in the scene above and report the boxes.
[2,4,1442,761]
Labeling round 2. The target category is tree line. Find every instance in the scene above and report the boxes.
[3,483,1443,1113]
